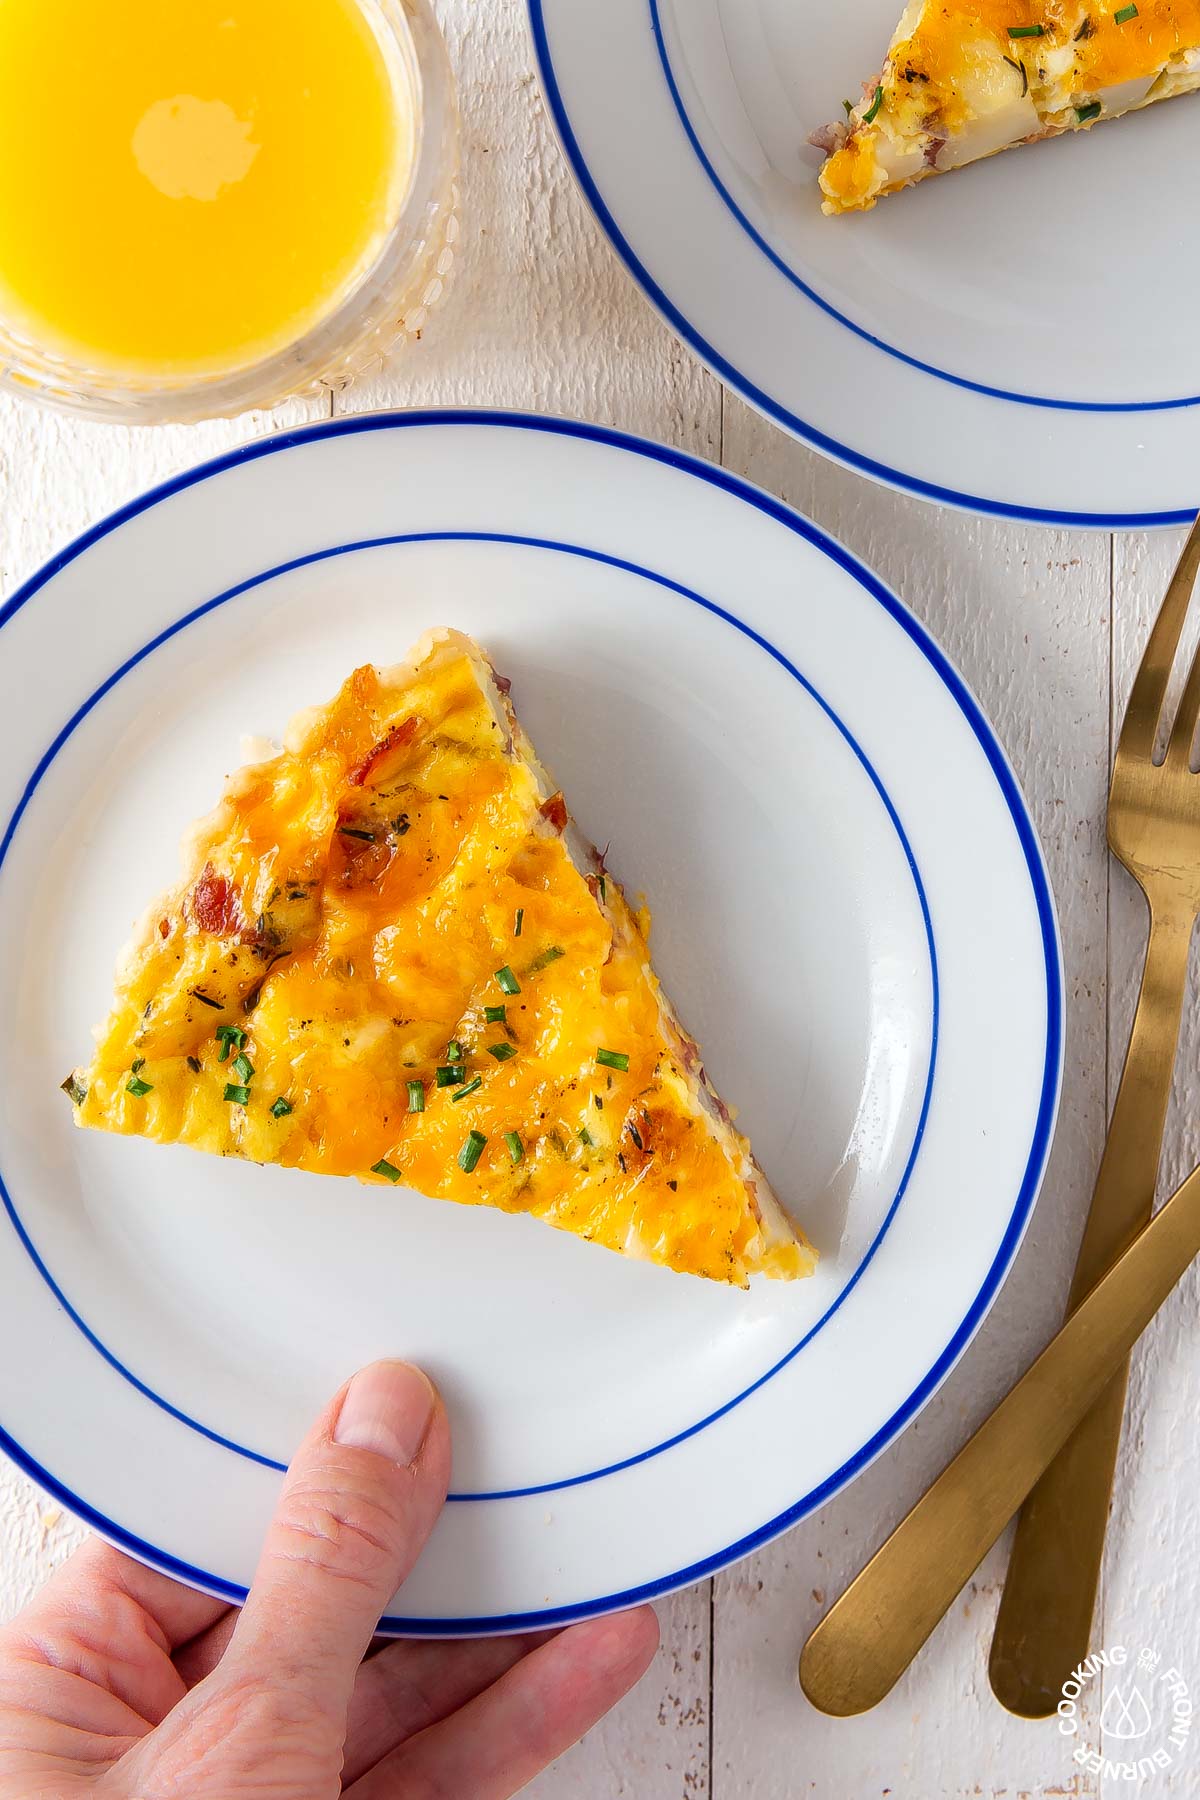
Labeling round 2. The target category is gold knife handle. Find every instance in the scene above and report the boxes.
[989,901,1194,1717]
[800,1158,1200,1718]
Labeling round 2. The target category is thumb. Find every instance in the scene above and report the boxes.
[221,1359,450,1722]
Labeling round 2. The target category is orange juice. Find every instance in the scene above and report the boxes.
[0,0,414,378]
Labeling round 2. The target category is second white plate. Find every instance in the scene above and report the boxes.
[530,0,1200,526]
[0,412,1061,1630]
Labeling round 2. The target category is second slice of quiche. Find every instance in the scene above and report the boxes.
[816,2,1200,214]
[66,628,813,1287]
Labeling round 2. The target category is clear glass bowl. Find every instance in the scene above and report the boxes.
[0,0,458,425]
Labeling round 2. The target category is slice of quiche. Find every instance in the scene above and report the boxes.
[65,628,813,1287]
[816,2,1200,214]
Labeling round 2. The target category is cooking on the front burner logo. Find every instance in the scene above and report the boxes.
[1057,1645,1192,1783]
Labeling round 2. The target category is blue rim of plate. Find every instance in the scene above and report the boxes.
[0,410,1064,1632]
[648,0,1200,419]
[0,530,940,1500]
[526,6,1199,529]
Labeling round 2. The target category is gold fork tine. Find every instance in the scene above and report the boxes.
[1166,564,1200,765]
[1122,518,1200,763]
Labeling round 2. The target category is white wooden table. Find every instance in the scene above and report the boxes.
[2,4,1198,1794]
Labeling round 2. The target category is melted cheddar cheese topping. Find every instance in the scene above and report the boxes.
[897,2,1200,118]
[70,630,813,1287]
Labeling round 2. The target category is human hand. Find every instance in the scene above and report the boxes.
[0,1360,658,1797]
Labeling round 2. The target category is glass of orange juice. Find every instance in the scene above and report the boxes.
[0,0,457,423]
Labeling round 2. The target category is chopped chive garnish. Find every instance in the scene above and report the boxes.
[504,1130,524,1165]
[485,1004,507,1023]
[862,83,884,122]
[514,907,524,937]
[61,1074,87,1105]
[372,1158,402,1183]
[528,945,564,973]
[131,1057,145,1074]
[436,1065,466,1088]
[451,1075,483,1101]
[598,874,607,902]
[232,1052,255,1084]
[446,1040,465,1063]
[487,1042,516,1061]
[596,1048,630,1072]
[215,1024,246,1062]
[339,825,375,842]
[1007,21,1043,36]
[1075,99,1101,120]
[270,1096,293,1119]
[496,965,520,995]
[223,1083,250,1105]
[126,1075,153,1097]
[192,989,222,1010]
[579,1127,594,1147]
[1114,2,1137,18]
[186,1055,202,1074]
[458,1130,487,1173]
[407,1079,425,1113]
[842,97,853,117]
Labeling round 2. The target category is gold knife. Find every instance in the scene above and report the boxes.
[799,1157,1200,1717]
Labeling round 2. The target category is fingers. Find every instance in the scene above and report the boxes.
[1,1538,229,1726]
[178,1606,550,1780]
[26,1539,229,1652]
[218,1360,451,1725]
[340,1633,554,1785]
[347,1607,659,1800]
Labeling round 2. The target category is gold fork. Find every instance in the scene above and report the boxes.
[988,513,1200,1716]
[796,515,1200,1719]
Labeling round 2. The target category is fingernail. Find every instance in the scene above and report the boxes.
[334,1360,436,1467]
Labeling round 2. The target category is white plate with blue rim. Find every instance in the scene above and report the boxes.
[528,0,1200,527]
[0,411,1061,1632]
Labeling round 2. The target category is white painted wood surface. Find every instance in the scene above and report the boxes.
[1,3,1197,1794]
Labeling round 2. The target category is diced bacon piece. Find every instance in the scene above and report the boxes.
[190,864,245,938]
[540,792,568,833]
[347,716,421,787]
